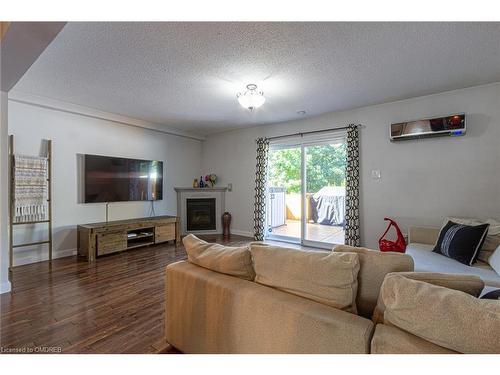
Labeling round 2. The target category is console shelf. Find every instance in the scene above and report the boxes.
[77,215,180,262]
[128,233,153,240]
[126,241,155,250]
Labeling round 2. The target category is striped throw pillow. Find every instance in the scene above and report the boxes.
[433,221,489,265]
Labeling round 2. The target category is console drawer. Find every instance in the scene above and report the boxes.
[155,224,176,243]
[97,231,127,256]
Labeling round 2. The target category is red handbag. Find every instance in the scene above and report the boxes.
[378,217,406,253]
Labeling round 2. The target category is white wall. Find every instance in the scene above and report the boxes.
[5,82,500,267]
[0,91,10,293]
[8,101,202,265]
[201,83,500,248]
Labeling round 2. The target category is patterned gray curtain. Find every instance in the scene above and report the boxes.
[254,138,270,240]
[345,124,360,246]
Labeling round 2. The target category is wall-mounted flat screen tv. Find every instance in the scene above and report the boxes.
[84,154,163,203]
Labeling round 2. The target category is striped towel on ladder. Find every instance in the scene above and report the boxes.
[14,154,48,223]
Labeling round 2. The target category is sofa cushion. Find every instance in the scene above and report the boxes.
[183,234,255,280]
[372,271,485,324]
[371,324,457,354]
[489,245,500,276]
[333,245,414,318]
[250,244,359,313]
[408,226,440,246]
[406,242,500,287]
[381,274,500,354]
[433,220,489,265]
[444,217,500,263]
[483,219,500,260]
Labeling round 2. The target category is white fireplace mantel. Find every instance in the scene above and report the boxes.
[175,187,228,235]
[174,187,228,193]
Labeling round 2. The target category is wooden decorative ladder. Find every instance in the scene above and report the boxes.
[8,135,53,271]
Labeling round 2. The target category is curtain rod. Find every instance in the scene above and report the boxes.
[265,124,362,141]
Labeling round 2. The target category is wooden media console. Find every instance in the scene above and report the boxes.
[77,215,180,261]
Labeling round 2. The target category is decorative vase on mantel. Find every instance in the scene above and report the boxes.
[222,212,232,238]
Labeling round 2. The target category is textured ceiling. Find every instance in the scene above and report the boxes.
[12,22,500,136]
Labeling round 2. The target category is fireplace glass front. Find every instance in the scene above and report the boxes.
[186,198,216,231]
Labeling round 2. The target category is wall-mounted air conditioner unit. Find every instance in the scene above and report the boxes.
[390,113,466,141]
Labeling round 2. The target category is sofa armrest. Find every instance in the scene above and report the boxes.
[408,226,440,246]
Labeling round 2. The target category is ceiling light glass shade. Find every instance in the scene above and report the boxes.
[237,84,266,110]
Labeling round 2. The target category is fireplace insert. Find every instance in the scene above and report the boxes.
[186,198,216,231]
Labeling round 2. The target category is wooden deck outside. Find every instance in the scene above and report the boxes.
[270,219,345,244]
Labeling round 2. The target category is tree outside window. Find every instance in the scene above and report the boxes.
[268,143,346,193]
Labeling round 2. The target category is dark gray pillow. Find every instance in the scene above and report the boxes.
[433,221,489,265]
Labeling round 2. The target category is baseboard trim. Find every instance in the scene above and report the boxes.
[12,248,77,267]
[231,229,254,238]
[0,281,12,294]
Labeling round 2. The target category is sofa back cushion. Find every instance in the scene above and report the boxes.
[372,271,485,324]
[489,245,500,277]
[250,244,360,313]
[183,234,255,280]
[408,226,440,245]
[381,274,500,353]
[333,245,414,318]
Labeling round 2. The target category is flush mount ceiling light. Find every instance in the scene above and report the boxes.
[237,84,266,111]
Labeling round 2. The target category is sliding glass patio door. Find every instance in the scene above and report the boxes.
[266,144,302,244]
[266,134,347,249]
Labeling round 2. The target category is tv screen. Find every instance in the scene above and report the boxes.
[84,154,163,203]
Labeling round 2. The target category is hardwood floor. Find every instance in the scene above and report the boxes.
[1,235,257,354]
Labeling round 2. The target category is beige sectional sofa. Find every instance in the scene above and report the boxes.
[166,261,374,353]
[165,235,499,354]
